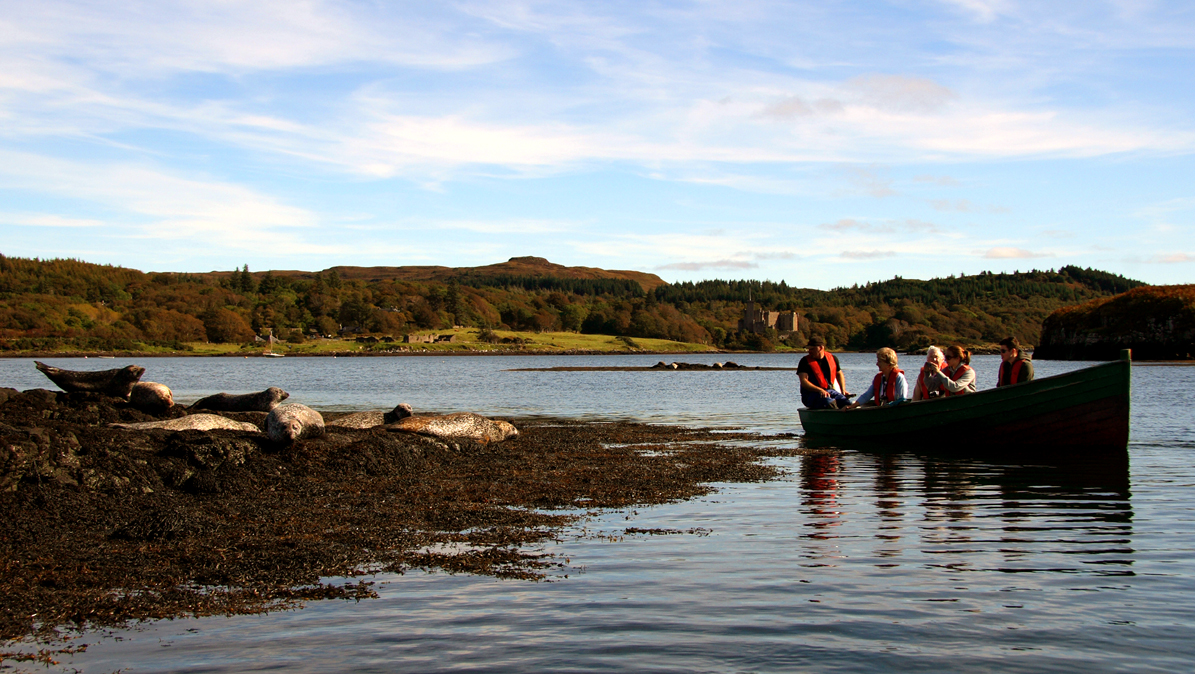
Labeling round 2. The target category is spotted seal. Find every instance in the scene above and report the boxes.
[266,403,325,444]
[34,361,145,398]
[129,382,174,414]
[328,403,414,429]
[383,413,517,445]
[190,387,288,413]
[111,414,261,432]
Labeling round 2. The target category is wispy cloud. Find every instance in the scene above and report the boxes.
[931,199,975,212]
[1,213,106,228]
[983,247,1051,259]
[1150,253,1195,263]
[914,174,959,186]
[657,259,759,271]
[841,250,897,259]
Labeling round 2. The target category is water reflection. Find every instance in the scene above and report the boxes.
[795,450,1134,575]
[799,452,844,541]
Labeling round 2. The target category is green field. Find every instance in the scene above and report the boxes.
[15,329,724,357]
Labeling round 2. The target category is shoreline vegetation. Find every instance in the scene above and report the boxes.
[0,387,801,665]
[0,255,1145,358]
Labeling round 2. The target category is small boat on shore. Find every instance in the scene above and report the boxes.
[799,350,1131,453]
[263,352,285,358]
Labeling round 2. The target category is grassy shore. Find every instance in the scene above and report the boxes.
[4,328,733,357]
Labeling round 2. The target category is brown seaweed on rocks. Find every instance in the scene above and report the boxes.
[0,387,802,660]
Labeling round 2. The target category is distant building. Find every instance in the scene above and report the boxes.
[738,301,799,336]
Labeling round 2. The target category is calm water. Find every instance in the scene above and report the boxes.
[3,353,1193,673]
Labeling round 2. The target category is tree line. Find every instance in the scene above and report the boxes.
[0,255,1143,352]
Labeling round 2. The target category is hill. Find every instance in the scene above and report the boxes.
[1036,285,1195,360]
[206,257,667,293]
[0,255,1143,353]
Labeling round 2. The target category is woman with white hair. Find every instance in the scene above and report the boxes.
[848,347,908,408]
[912,346,946,401]
[922,344,977,396]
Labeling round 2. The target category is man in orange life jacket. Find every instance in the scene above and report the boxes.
[798,336,851,409]
[997,336,1034,387]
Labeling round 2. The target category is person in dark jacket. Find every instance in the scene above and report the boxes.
[997,336,1034,387]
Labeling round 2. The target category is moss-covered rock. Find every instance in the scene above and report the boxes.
[1036,285,1195,360]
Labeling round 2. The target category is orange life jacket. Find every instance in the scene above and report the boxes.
[998,358,1027,387]
[917,366,943,398]
[806,353,838,392]
[944,363,971,396]
[871,368,905,404]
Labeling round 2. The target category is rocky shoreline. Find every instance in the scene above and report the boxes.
[0,387,801,664]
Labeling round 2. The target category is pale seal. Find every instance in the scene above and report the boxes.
[328,403,414,429]
[34,361,145,398]
[266,403,325,444]
[111,414,261,432]
[383,413,518,445]
[190,387,288,413]
[129,381,174,414]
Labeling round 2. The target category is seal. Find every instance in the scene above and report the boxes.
[34,361,145,399]
[383,412,518,445]
[111,414,261,432]
[129,382,174,414]
[328,403,414,429]
[267,403,325,444]
[190,387,288,413]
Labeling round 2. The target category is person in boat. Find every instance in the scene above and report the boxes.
[922,344,977,396]
[798,336,851,410]
[846,347,907,408]
[911,346,946,401]
[997,336,1035,387]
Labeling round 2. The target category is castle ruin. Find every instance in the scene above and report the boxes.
[738,301,799,336]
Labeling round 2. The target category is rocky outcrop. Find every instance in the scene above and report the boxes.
[1036,285,1195,360]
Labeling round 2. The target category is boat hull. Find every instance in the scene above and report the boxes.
[798,355,1131,453]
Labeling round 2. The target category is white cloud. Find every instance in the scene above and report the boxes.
[1151,253,1195,263]
[657,259,759,271]
[849,75,959,113]
[0,150,323,255]
[983,247,1050,259]
[841,250,896,259]
[1,213,106,228]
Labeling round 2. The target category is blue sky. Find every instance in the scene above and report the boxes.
[1,0,1193,288]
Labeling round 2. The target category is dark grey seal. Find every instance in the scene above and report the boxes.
[267,403,325,444]
[129,381,174,414]
[190,387,288,412]
[34,361,145,398]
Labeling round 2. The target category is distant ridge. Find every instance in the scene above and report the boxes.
[236,256,667,292]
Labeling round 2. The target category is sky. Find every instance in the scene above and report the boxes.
[1,0,1193,289]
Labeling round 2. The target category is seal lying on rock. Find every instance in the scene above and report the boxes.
[267,403,325,444]
[328,403,414,429]
[34,361,145,398]
[111,414,261,432]
[190,387,288,413]
[383,413,517,445]
[130,382,174,414]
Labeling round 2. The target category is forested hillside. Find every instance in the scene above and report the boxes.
[1037,284,1195,360]
[0,255,1142,352]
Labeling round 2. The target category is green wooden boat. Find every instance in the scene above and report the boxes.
[798,350,1131,452]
